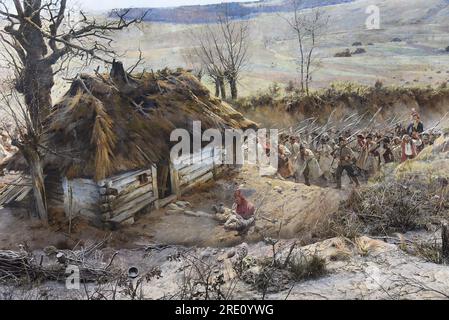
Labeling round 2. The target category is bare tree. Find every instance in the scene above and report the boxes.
[216,5,250,100]
[180,48,204,82]
[189,4,250,100]
[285,0,328,95]
[189,26,227,99]
[0,0,147,223]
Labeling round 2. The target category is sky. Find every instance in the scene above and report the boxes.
[74,0,255,11]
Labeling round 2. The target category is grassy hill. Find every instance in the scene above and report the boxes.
[107,0,449,96]
[113,0,354,24]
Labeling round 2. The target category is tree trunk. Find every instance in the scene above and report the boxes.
[219,77,227,100]
[22,146,48,224]
[442,222,449,265]
[17,60,54,128]
[15,0,54,128]
[12,1,52,223]
[214,79,220,97]
[229,78,238,100]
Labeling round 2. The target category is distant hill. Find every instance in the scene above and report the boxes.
[112,0,354,24]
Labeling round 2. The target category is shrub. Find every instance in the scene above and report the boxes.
[287,253,327,281]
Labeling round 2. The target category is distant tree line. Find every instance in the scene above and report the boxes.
[112,0,352,24]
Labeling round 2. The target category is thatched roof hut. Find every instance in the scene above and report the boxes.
[7,63,256,180]
[3,62,257,226]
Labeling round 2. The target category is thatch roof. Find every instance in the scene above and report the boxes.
[6,63,257,181]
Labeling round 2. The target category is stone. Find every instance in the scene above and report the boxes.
[122,217,135,226]
[227,250,236,259]
[167,209,184,215]
[274,186,283,193]
[176,201,191,208]
[168,203,182,210]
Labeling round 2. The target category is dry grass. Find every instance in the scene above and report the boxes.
[319,176,449,239]
[287,253,327,282]
[234,81,449,127]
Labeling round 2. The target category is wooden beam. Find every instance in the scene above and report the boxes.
[152,165,159,209]
[170,163,181,198]
[442,222,449,265]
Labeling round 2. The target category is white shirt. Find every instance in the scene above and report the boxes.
[404,142,413,156]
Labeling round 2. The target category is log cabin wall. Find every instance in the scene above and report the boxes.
[171,146,226,195]
[97,166,158,226]
[62,178,101,224]
[45,171,64,211]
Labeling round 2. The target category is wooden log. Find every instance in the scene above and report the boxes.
[110,184,153,208]
[170,165,181,198]
[178,157,215,176]
[105,175,153,196]
[98,169,152,190]
[110,195,157,222]
[98,169,149,186]
[110,191,156,216]
[181,172,214,194]
[99,188,118,196]
[172,147,217,170]
[442,222,449,265]
[157,194,177,208]
[179,163,214,185]
[56,252,67,264]
[111,172,152,192]
[100,195,117,203]
[152,165,159,209]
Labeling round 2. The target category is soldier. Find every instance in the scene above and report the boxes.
[407,113,424,136]
[380,137,394,164]
[295,145,322,186]
[335,137,360,189]
[420,132,431,152]
[356,134,380,176]
[316,135,334,181]
[401,133,422,162]
[391,137,402,162]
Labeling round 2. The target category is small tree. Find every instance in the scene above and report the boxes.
[284,0,329,95]
[189,3,250,100]
[189,26,228,99]
[0,0,147,223]
[216,6,250,100]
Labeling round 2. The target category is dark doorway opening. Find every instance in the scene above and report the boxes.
[157,165,172,199]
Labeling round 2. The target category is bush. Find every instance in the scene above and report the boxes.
[334,49,352,57]
[287,253,327,281]
[323,177,449,238]
[374,79,383,89]
[285,80,296,93]
[352,48,366,55]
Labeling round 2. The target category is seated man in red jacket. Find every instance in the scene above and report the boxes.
[224,189,256,230]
